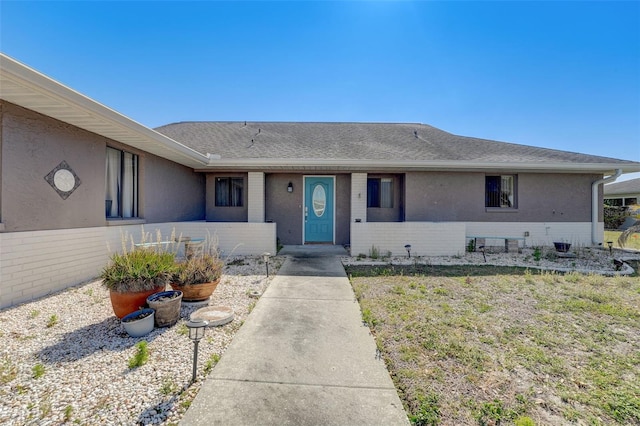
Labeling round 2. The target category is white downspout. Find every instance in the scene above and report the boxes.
[591,169,622,245]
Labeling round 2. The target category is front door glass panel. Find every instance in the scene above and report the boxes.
[312,184,326,217]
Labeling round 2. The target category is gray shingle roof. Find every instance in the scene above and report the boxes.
[604,178,640,195]
[154,121,636,165]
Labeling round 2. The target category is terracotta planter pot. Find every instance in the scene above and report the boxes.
[109,285,166,319]
[170,279,220,302]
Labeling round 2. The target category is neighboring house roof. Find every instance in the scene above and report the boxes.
[155,121,640,173]
[604,178,640,197]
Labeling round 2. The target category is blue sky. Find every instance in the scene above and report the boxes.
[2,1,639,179]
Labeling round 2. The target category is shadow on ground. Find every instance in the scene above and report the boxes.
[35,304,201,363]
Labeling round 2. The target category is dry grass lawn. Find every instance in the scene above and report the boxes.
[605,230,640,251]
[346,265,640,425]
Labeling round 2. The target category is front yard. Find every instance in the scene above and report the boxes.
[605,230,640,251]
[346,265,640,425]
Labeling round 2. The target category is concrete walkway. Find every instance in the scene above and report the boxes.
[181,246,409,425]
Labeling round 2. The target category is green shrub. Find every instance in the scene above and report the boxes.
[0,357,17,384]
[63,405,73,422]
[32,363,45,379]
[514,416,535,426]
[604,205,630,230]
[46,314,58,328]
[361,307,378,327]
[173,252,223,285]
[476,399,505,425]
[533,247,542,262]
[128,341,150,369]
[467,239,476,253]
[410,393,441,425]
[101,229,177,293]
[101,248,176,293]
[204,354,221,374]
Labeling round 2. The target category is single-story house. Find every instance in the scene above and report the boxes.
[2,53,639,308]
[604,177,640,206]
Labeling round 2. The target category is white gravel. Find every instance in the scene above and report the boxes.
[0,255,283,426]
[1,247,637,425]
[342,245,639,275]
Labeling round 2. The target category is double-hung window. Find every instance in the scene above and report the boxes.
[486,175,516,208]
[367,178,394,208]
[105,147,139,218]
[215,177,244,207]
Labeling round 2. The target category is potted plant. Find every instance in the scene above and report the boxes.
[170,250,224,302]
[146,290,183,327]
[121,308,155,337]
[101,246,176,318]
[553,241,572,253]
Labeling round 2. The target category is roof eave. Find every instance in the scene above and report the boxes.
[0,53,209,168]
[199,158,640,174]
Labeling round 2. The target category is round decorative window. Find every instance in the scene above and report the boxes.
[44,160,81,200]
[312,184,326,217]
[53,169,76,192]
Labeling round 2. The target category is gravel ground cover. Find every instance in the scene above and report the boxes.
[1,245,637,426]
[343,245,639,275]
[0,255,282,426]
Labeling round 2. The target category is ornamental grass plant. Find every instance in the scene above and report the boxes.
[101,229,177,293]
[173,251,223,286]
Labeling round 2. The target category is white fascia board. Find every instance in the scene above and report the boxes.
[0,54,209,167]
[204,158,640,173]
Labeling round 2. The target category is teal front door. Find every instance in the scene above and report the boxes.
[304,176,334,243]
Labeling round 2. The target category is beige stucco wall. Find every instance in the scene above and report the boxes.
[1,101,106,231]
[366,173,404,222]
[265,173,303,244]
[264,173,351,245]
[143,152,205,223]
[334,174,351,245]
[0,101,205,232]
[405,171,601,222]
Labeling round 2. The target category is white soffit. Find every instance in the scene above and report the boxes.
[0,54,208,168]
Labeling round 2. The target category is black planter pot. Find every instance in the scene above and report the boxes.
[553,242,571,253]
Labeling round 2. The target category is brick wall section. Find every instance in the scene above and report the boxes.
[350,222,466,257]
[247,172,265,223]
[170,222,276,257]
[349,221,598,257]
[1,227,109,308]
[465,222,596,248]
[1,222,276,309]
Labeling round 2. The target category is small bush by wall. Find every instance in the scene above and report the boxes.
[604,205,630,230]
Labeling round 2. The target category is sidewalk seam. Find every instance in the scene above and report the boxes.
[209,377,398,391]
[262,296,356,301]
